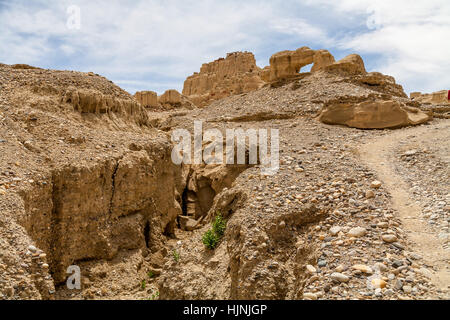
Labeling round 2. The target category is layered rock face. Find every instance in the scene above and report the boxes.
[182,52,265,107]
[61,88,149,125]
[134,91,158,108]
[3,65,151,128]
[411,90,450,105]
[0,63,187,298]
[22,143,184,283]
[318,98,430,129]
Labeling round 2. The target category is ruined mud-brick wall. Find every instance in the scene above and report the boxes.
[182,52,265,107]
[135,89,196,110]
[135,91,158,108]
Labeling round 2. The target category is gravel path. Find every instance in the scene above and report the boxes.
[360,120,450,297]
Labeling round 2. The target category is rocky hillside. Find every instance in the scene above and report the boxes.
[0,45,448,301]
[149,53,448,300]
[0,64,185,299]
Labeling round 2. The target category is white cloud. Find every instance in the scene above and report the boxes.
[2,0,316,93]
[307,0,450,93]
[0,0,448,94]
[270,18,331,45]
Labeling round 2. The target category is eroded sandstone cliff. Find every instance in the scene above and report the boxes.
[182,52,265,107]
[0,64,187,299]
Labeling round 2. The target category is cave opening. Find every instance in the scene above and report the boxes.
[181,187,188,217]
[144,221,150,248]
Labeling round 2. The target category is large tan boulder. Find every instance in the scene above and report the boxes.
[325,54,366,75]
[318,99,430,129]
[135,90,158,108]
[269,46,315,82]
[311,50,335,72]
[183,52,265,107]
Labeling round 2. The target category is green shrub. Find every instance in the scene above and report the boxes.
[202,229,220,249]
[150,291,159,300]
[212,214,226,237]
[173,249,180,262]
[202,213,227,250]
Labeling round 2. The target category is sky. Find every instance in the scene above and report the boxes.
[0,0,448,95]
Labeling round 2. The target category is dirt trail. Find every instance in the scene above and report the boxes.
[360,121,450,295]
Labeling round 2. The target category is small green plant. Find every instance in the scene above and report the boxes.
[212,213,226,237]
[173,249,180,262]
[202,229,220,250]
[140,279,146,290]
[147,271,154,279]
[202,213,227,250]
[149,290,160,300]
